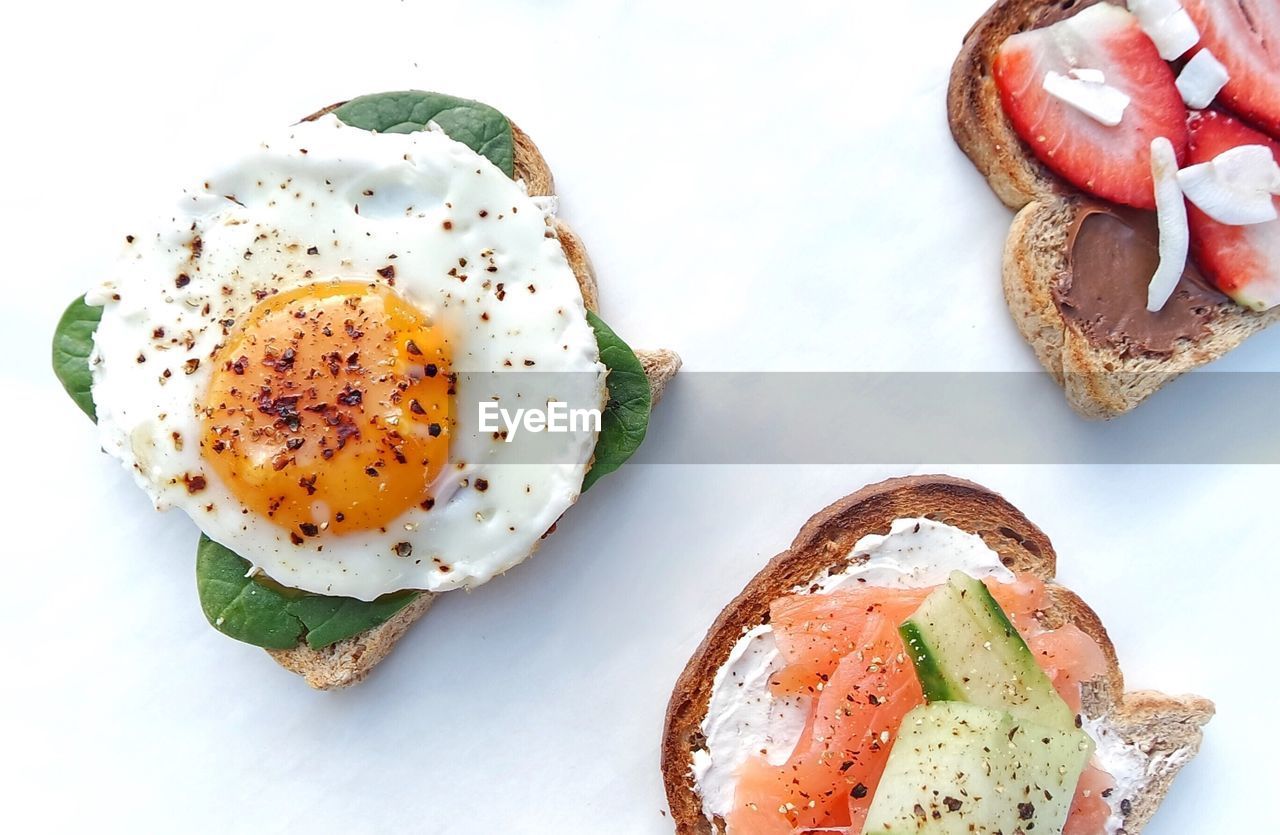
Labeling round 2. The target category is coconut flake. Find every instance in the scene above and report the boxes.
[1069,67,1107,84]
[1177,145,1280,225]
[1176,49,1229,109]
[1148,137,1190,312]
[1043,70,1131,126]
[1128,1,1201,60]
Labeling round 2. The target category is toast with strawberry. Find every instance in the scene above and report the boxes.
[950,0,1280,419]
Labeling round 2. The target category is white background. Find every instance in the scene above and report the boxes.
[2,1,1275,832]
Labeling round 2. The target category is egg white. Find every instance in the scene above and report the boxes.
[88,116,606,600]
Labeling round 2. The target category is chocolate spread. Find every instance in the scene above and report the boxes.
[1053,205,1224,357]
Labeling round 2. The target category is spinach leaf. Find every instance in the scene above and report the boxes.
[582,312,652,492]
[51,295,102,421]
[196,536,303,649]
[334,90,514,177]
[287,593,418,651]
[196,535,418,650]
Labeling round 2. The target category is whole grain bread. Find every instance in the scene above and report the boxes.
[265,102,681,690]
[948,0,1279,418]
[662,475,1212,834]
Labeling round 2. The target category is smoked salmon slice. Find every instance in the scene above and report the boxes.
[725,574,1113,834]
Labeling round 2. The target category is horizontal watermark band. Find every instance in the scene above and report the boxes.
[452,370,1280,465]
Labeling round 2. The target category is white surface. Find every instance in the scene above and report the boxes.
[2,0,1276,832]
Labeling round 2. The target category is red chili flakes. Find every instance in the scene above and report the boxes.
[183,474,208,494]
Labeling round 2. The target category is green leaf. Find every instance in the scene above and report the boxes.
[195,535,418,650]
[51,295,102,421]
[286,592,418,651]
[196,536,303,649]
[334,90,515,178]
[582,312,652,492]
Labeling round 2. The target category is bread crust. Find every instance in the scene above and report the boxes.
[661,475,1212,834]
[949,0,1279,418]
[263,100,680,689]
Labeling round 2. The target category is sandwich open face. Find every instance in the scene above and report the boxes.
[662,476,1211,834]
[950,0,1280,418]
[50,91,679,689]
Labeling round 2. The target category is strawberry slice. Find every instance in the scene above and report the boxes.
[1183,0,1280,138]
[1186,110,1280,310]
[994,3,1188,208]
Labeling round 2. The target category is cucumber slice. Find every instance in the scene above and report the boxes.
[899,571,1076,731]
[864,702,1093,835]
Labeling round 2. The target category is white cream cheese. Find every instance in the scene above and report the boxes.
[1082,715,1151,835]
[690,624,810,817]
[690,517,1015,822]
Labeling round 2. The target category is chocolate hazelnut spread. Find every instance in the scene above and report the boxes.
[1054,204,1224,357]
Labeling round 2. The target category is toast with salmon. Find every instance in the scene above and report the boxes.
[949,0,1280,419]
[662,475,1212,833]
[261,104,681,689]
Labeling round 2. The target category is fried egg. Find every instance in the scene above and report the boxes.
[87,115,606,601]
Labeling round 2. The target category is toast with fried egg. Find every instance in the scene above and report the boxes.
[52,92,679,690]
[662,475,1211,834]
[270,106,680,688]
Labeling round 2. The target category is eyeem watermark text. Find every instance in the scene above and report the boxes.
[478,401,602,442]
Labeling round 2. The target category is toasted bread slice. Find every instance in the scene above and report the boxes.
[662,475,1212,834]
[265,104,681,690]
[949,0,1279,418]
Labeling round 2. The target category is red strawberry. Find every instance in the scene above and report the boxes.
[1186,110,1280,310]
[994,2,1188,209]
[1183,0,1280,138]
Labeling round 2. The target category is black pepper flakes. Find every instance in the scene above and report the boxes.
[851,783,869,799]
[377,265,396,279]
[299,522,319,537]
[428,423,442,437]
[393,542,413,558]
[475,478,489,492]
[175,273,191,288]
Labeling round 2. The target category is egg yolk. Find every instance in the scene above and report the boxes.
[200,281,450,540]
